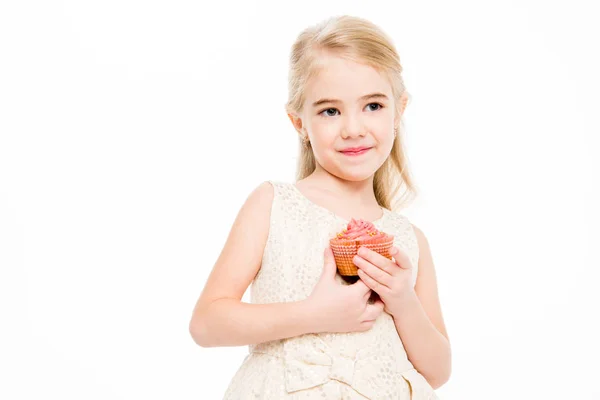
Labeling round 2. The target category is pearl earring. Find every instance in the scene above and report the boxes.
[301,130,310,146]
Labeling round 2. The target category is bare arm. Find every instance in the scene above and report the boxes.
[189,181,317,347]
[392,224,451,389]
[191,298,315,347]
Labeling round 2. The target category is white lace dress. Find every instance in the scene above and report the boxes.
[222,181,440,399]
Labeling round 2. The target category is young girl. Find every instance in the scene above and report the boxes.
[189,15,451,399]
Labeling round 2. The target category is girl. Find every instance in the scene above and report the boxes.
[189,15,451,399]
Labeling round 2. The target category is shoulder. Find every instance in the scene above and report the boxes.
[251,179,293,200]
[409,222,428,248]
[385,210,418,239]
[407,221,432,271]
[234,181,277,234]
[226,180,276,256]
[240,180,283,215]
[248,180,275,204]
[228,180,277,250]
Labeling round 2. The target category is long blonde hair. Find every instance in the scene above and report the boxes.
[285,15,419,212]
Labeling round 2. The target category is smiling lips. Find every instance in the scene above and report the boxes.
[340,146,372,156]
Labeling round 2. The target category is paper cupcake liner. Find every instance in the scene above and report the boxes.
[329,235,394,276]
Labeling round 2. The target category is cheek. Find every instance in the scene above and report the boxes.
[309,127,337,151]
[378,128,396,149]
[386,136,396,153]
[312,141,339,166]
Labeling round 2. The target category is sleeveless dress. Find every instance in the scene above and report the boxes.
[222,180,440,400]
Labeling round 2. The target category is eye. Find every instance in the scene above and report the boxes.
[319,108,339,117]
[367,103,383,111]
[318,103,384,117]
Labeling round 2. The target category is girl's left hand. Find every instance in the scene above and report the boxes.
[353,245,415,316]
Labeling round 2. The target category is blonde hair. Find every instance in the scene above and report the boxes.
[285,15,419,211]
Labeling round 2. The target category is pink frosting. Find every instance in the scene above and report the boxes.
[335,218,388,240]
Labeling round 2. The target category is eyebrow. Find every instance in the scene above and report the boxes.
[311,93,389,108]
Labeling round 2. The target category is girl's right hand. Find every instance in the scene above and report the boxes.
[304,246,385,334]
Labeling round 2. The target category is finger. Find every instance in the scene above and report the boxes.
[322,247,337,280]
[357,246,397,275]
[351,277,372,295]
[357,268,388,294]
[365,299,385,320]
[373,298,385,312]
[390,246,413,270]
[355,256,391,289]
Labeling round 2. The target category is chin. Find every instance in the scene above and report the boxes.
[333,169,375,182]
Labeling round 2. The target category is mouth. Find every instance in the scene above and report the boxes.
[340,147,372,156]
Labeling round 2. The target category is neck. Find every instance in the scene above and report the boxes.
[306,167,378,206]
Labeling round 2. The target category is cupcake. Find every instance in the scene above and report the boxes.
[329,218,395,276]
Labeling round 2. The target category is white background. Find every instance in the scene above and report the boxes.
[1,1,599,399]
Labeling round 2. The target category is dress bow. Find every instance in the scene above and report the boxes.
[283,335,380,399]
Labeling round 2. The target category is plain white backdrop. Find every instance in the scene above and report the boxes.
[1,0,599,399]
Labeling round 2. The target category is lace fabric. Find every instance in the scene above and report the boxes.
[222,181,439,399]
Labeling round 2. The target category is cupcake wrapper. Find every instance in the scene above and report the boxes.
[329,235,394,276]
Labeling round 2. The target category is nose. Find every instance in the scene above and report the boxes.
[340,114,366,140]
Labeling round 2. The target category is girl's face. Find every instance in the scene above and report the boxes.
[294,55,400,182]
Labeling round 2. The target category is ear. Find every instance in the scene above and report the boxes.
[395,92,409,125]
[287,113,304,135]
